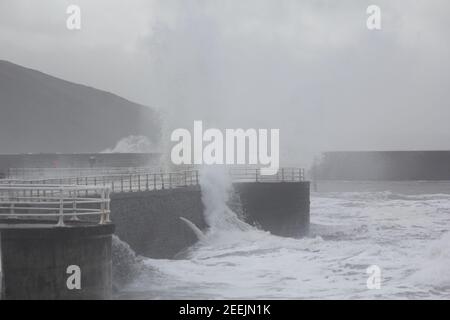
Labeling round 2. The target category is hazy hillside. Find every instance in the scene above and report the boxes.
[0,60,160,154]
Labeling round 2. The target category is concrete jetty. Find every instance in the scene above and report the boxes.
[0,184,114,300]
[0,220,114,300]
[108,168,309,258]
[0,166,310,298]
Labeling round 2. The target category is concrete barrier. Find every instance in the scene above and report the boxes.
[0,220,114,300]
[110,182,310,258]
[234,182,310,237]
[111,186,206,259]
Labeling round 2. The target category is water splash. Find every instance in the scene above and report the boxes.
[179,217,206,241]
[112,235,144,289]
[409,232,450,289]
[199,166,253,234]
[102,135,156,153]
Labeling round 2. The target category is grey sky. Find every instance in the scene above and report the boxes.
[1,0,449,165]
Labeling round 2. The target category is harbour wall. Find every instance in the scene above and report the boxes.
[0,220,114,300]
[315,151,450,181]
[110,182,310,259]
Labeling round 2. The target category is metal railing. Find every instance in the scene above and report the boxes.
[1,170,200,193]
[0,184,111,226]
[6,167,161,179]
[1,167,305,195]
[108,170,200,192]
[230,167,305,182]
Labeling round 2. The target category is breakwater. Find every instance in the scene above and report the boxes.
[314,151,450,181]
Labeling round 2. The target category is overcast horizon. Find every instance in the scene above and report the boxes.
[1,0,449,163]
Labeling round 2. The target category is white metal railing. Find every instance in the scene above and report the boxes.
[6,167,161,179]
[230,167,305,182]
[1,167,305,194]
[1,170,200,193]
[0,184,111,226]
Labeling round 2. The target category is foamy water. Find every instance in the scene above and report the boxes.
[116,177,450,300]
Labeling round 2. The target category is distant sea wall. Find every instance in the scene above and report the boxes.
[315,151,450,181]
[0,153,161,174]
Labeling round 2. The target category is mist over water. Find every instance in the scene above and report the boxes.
[115,171,450,299]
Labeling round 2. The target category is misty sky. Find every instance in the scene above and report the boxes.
[1,0,449,165]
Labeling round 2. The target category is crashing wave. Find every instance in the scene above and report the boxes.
[102,135,156,153]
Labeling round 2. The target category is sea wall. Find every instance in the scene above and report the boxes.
[0,153,161,174]
[110,182,310,258]
[234,182,310,237]
[110,186,206,259]
[315,151,450,181]
[0,221,114,300]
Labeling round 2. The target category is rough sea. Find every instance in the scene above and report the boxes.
[116,178,450,300]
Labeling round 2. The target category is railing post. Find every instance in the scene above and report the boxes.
[146,174,149,191]
[281,168,285,182]
[256,169,259,182]
[184,171,187,186]
[195,171,199,185]
[169,173,172,189]
[105,189,111,223]
[138,174,141,191]
[129,175,132,192]
[99,189,106,225]
[153,174,157,190]
[121,176,124,192]
[56,189,65,227]
[70,190,79,221]
[161,173,165,189]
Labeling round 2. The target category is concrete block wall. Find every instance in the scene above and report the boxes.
[0,221,114,300]
[110,186,207,259]
[234,182,310,237]
[110,182,310,258]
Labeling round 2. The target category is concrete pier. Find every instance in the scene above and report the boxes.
[0,220,114,300]
[111,180,310,258]
[111,186,206,259]
[1,167,311,294]
[234,182,310,237]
